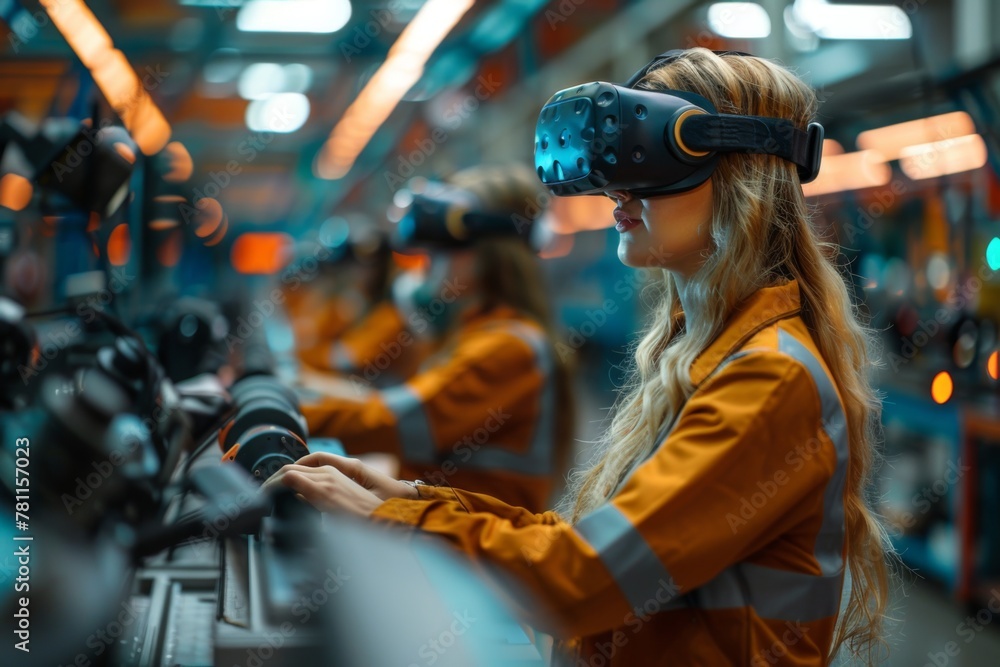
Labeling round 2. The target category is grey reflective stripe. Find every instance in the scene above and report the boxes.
[574,503,684,613]
[380,384,436,463]
[454,321,557,475]
[329,341,357,372]
[381,322,556,475]
[695,563,843,622]
[777,330,848,575]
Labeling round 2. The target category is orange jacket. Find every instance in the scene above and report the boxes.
[298,301,430,384]
[285,291,359,352]
[302,305,559,512]
[371,280,847,666]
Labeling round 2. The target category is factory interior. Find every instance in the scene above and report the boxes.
[1,0,1000,665]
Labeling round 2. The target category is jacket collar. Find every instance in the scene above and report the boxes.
[689,280,802,387]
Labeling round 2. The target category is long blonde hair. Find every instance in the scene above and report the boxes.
[560,49,892,662]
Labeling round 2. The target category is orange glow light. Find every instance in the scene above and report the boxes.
[0,174,33,211]
[802,150,891,198]
[39,0,171,155]
[193,198,225,238]
[857,111,976,161]
[549,195,617,233]
[113,141,137,165]
[988,351,999,381]
[149,218,180,231]
[203,214,229,247]
[930,371,954,404]
[899,134,988,180]
[539,232,575,259]
[392,251,430,272]
[107,223,131,266]
[231,232,292,274]
[162,141,194,183]
[822,139,844,156]
[156,229,183,267]
[315,0,475,179]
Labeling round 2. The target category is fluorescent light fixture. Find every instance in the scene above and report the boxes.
[237,0,351,34]
[857,111,976,160]
[899,134,987,180]
[245,93,311,133]
[707,3,771,39]
[801,149,891,197]
[315,0,475,179]
[38,0,171,154]
[239,63,284,100]
[238,63,312,100]
[789,0,911,40]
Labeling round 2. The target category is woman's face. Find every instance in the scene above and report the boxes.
[607,179,714,276]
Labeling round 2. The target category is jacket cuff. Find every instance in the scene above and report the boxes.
[370,498,428,525]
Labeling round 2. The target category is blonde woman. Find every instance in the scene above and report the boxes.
[266,49,892,665]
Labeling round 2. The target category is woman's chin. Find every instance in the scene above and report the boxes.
[617,238,645,268]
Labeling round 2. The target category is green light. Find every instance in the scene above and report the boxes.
[989,237,1000,271]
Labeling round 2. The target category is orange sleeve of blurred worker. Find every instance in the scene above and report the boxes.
[300,323,544,462]
[299,301,428,382]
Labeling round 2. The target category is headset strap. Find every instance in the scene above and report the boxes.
[623,49,754,89]
[682,114,824,183]
[624,49,824,182]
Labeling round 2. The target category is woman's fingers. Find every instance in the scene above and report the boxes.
[272,465,384,516]
[279,470,332,510]
[295,452,366,481]
[260,463,331,494]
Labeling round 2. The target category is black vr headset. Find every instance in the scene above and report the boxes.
[534,50,824,198]
[395,182,532,250]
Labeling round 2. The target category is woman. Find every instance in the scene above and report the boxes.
[299,164,575,513]
[267,50,891,665]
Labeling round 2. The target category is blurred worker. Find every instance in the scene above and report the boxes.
[280,225,390,354]
[297,266,433,387]
[299,164,574,512]
[268,49,892,666]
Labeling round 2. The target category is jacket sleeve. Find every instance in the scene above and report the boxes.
[299,302,408,374]
[301,328,542,458]
[371,350,837,637]
[417,485,564,527]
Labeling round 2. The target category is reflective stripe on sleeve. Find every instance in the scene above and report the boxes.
[329,341,357,372]
[777,330,848,575]
[694,562,843,622]
[574,503,685,613]
[453,321,557,476]
[379,384,436,463]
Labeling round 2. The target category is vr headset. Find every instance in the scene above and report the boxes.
[533,50,824,198]
[395,182,533,250]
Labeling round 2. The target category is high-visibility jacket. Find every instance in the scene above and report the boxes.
[298,301,431,385]
[371,280,847,666]
[285,291,359,352]
[302,305,559,513]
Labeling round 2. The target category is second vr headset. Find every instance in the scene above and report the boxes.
[534,50,824,198]
[395,182,533,250]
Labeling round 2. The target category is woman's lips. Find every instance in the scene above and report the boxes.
[613,207,641,233]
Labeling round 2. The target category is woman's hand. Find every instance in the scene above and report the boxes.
[260,452,418,517]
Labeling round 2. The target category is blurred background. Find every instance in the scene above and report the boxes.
[1,0,999,664]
